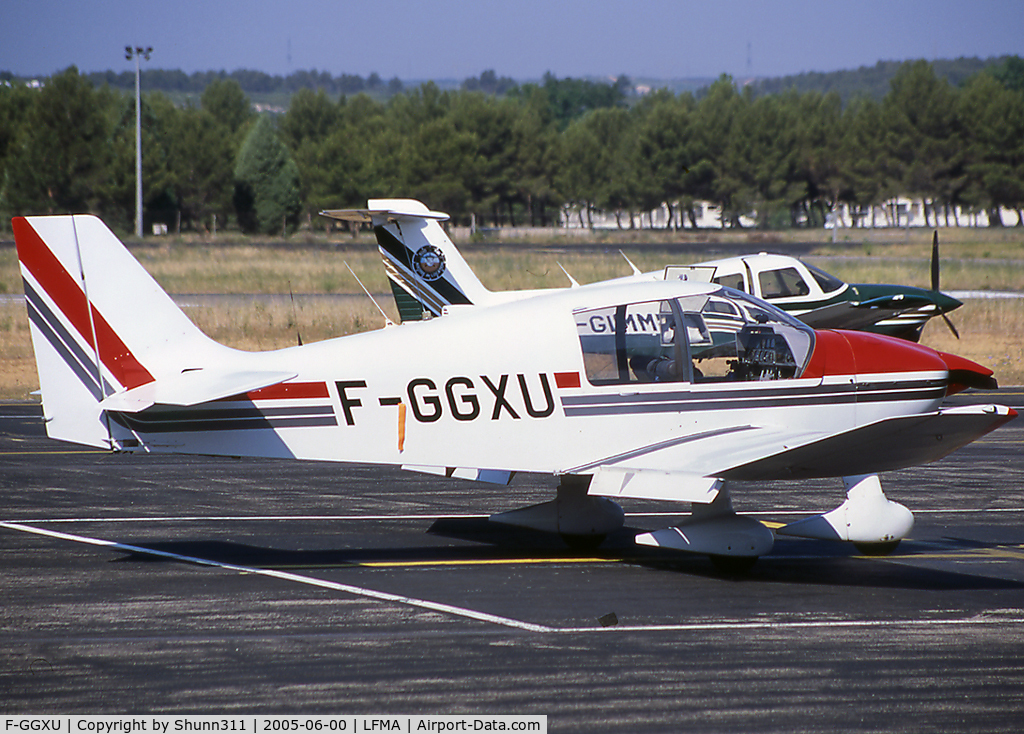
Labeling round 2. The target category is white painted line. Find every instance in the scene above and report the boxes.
[5,520,1024,636]
[1,514,491,524]
[0,520,552,633]
[632,508,1024,517]
[947,290,1024,300]
[913,507,1024,515]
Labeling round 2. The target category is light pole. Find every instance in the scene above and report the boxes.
[125,45,152,238]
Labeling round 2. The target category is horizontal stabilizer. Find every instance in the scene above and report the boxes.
[99,369,298,412]
[321,201,450,224]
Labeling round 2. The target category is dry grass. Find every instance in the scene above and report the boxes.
[919,299,1024,387]
[0,249,20,296]
[805,257,1024,293]
[131,244,392,295]
[0,302,38,400]
[183,299,398,351]
[5,226,1018,295]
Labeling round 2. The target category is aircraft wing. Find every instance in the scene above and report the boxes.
[581,404,1015,502]
[717,403,1015,480]
[796,294,935,331]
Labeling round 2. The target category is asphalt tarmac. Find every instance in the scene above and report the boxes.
[2,390,1024,732]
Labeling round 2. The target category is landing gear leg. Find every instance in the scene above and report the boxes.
[489,474,625,549]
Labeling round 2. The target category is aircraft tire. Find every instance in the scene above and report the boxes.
[709,554,758,574]
[853,540,901,556]
[560,533,606,551]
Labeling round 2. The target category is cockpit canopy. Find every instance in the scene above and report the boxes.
[699,254,847,300]
[574,286,815,386]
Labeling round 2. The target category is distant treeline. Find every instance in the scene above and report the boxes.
[3,54,1017,103]
[0,66,618,102]
[1,58,1022,236]
[81,68,406,97]
[749,55,1022,103]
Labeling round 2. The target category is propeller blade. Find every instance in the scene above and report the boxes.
[932,232,958,338]
[941,312,960,340]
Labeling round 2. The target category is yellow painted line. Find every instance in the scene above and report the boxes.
[864,546,1024,562]
[163,545,1024,570]
[270,556,625,570]
[359,557,613,568]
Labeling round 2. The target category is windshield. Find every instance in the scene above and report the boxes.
[575,287,815,386]
[804,262,845,293]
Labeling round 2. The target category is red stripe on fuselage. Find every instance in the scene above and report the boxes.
[14,217,154,390]
[554,371,581,389]
[244,382,331,400]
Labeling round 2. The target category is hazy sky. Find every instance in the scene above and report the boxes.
[2,0,1022,81]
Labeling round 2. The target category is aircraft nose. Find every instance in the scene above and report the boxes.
[932,291,962,314]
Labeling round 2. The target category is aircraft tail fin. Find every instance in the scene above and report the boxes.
[322,199,494,319]
[14,215,236,447]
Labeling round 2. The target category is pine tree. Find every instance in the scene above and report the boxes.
[233,115,301,234]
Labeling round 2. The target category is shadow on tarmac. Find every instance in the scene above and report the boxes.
[108,516,1024,592]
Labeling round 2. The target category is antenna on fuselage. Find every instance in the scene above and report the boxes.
[288,281,303,346]
[557,262,580,288]
[619,250,642,276]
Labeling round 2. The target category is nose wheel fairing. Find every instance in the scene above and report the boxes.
[777,473,914,546]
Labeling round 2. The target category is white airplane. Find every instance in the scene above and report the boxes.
[14,214,1016,571]
[323,199,963,342]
